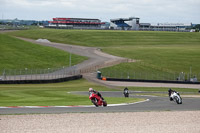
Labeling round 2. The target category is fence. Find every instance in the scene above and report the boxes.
[0,57,128,82]
[100,69,200,82]
[138,28,190,32]
[0,66,78,81]
[79,59,128,74]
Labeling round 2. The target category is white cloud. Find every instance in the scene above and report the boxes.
[0,0,199,23]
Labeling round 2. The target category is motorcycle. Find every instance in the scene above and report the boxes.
[89,92,107,107]
[170,91,182,104]
[123,89,129,98]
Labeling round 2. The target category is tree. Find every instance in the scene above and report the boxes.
[194,24,200,29]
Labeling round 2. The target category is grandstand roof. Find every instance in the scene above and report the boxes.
[111,17,139,22]
[53,18,100,21]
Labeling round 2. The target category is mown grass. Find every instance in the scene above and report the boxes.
[0,33,87,73]
[7,29,200,47]
[125,86,199,93]
[127,87,200,97]
[0,79,143,106]
[7,29,200,75]
[102,44,200,75]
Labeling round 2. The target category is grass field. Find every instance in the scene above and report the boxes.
[0,79,143,106]
[128,87,200,97]
[0,33,87,73]
[126,86,199,93]
[122,86,200,97]
[7,29,200,47]
[7,29,200,75]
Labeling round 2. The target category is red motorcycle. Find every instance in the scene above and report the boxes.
[89,92,107,107]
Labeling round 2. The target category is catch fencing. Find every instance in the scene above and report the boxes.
[0,66,78,81]
[100,69,200,83]
[0,58,127,81]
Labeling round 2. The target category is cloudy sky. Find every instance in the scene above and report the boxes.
[0,0,199,24]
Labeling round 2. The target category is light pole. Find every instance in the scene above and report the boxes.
[69,47,72,67]
[190,66,192,80]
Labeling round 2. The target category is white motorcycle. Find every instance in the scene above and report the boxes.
[123,89,129,98]
[170,91,182,104]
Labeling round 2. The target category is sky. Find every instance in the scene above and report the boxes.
[0,0,199,24]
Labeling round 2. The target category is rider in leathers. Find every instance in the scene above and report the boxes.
[168,88,180,101]
[123,87,129,97]
[89,88,104,100]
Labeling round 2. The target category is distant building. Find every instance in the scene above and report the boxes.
[110,17,140,30]
[110,17,193,32]
[48,18,105,29]
[101,22,110,29]
[140,23,192,32]
[0,18,48,26]
[0,17,197,32]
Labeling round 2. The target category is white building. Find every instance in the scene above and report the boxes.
[110,17,192,32]
[110,17,140,30]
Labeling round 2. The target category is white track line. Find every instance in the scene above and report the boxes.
[0,99,149,109]
[108,99,149,107]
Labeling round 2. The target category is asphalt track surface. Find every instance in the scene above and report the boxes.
[1,91,200,114]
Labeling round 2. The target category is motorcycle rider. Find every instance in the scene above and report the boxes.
[168,88,180,101]
[123,87,129,97]
[89,88,104,100]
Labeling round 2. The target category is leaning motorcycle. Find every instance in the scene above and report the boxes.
[170,92,182,104]
[89,92,107,107]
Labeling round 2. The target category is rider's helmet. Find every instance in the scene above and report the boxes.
[89,88,93,92]
[168,88,172,92]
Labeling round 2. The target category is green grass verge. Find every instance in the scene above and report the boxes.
[127,87,200,97]
[0,79,143,106]
[0,33,87,73]
[123,86,199,93]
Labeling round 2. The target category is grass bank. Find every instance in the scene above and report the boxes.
[0,33,87,73]
[7,29,200,75]
[7,29,200,47]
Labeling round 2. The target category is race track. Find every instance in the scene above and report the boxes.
[1,92,200,114]
[0,36,199,115]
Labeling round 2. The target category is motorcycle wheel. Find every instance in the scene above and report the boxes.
[174,96,180,104]
[91,99,98,107]
[179,98,182,104]
[103,100,107,107]
[124,94,129,97]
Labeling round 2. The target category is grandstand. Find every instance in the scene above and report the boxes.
[48,18,105,29]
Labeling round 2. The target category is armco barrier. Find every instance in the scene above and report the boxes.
[0,75,82,84]
[105,78,200,84]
